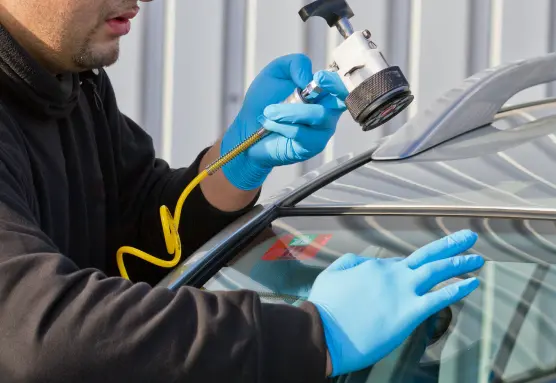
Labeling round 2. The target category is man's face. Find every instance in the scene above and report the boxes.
[0,0,147,72]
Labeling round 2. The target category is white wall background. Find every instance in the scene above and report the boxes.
[105,0,556,199]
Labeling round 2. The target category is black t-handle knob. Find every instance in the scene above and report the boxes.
[299,0,354,27]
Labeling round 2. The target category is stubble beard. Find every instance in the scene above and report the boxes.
[71,29,120,70]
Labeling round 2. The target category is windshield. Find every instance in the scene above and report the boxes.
[201,214,556,382]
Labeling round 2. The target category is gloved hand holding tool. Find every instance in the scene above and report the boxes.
[221,53,348,190]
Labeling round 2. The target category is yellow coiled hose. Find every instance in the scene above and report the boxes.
[116,128,269,280]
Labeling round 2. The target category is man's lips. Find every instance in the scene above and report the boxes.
[105,6,140,36]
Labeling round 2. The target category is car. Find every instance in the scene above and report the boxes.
[156,52,556,382]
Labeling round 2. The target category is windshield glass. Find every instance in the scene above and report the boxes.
[201,214,556,383]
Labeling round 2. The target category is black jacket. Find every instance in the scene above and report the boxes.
[0,25,327,382]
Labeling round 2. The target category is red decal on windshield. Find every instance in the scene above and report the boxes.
[262,234,332,261]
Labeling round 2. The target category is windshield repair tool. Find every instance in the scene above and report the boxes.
[116,0,415,280]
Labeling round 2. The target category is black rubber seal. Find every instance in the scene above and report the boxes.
[361,91,414,131]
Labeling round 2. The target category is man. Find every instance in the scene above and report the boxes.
[0,0,485,381]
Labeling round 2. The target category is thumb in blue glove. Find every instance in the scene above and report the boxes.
[308,230,485,377]
[221,53,349,191]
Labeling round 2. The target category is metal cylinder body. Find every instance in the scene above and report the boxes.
[331,30,414,131]
[332,31,390,92]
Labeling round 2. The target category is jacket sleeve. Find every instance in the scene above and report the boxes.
[0,113,327,382]
[96,69,259,285]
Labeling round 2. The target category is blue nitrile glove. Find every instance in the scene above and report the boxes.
[308,230,485,377]
[221,53,348,190]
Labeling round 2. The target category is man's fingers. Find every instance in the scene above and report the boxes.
[414,254,485,296]
[405,230,478,269]
[263,104,327,127]
[258,118,316,141]
[270,53,314,89]
[257,118,300,140]
[314,71,349,101]
[420,277,480,318]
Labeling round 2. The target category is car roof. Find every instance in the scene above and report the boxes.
[296,99,556,210]
[261,51,556,212]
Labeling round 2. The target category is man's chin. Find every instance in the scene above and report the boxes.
[72,43,120,71]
